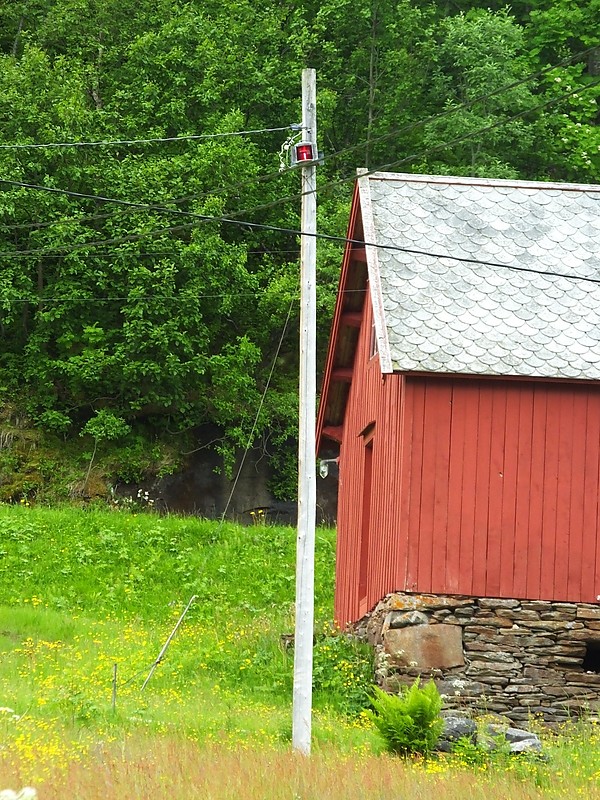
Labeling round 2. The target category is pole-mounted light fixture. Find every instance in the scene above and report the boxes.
[291,140,316,166]
[318,458,339,479]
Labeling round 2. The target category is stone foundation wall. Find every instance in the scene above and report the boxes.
[356,592,600,724]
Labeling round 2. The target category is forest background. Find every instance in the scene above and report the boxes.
[0,0,598,505]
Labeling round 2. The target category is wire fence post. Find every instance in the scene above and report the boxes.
[112,663,118,713]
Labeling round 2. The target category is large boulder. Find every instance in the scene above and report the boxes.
[435,717,542,755]
[384,624,464,670]
[483,724,543,754]
[436,715,477,752]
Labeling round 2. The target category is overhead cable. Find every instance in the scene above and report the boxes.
[0,45,592,158]
[1,49,596,236]
[2,206,600,291]
[2,72,600,257]
[0,125,299,150]
[218,297,296,523]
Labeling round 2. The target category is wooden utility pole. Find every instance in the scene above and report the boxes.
[292,67,317,756]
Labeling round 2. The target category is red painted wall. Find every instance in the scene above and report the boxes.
[335,296,600,625]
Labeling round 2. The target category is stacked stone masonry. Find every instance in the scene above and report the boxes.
[357,592,600,724]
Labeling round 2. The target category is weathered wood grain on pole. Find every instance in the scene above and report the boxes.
[292,67,317,756]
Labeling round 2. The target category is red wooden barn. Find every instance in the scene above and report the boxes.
[317,171,600,628]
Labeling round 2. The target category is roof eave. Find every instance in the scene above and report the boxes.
[317,181,370,450]
[357,171,393,374]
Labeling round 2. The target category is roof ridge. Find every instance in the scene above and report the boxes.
[361,170,600,194]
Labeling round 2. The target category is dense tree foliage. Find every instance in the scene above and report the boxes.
[0,1,598,496]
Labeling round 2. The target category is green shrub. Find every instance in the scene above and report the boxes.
[366,679,443,757]
[312,624,374,716]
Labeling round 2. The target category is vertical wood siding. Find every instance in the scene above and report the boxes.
[334,288,401,625]
[335,308,600,623]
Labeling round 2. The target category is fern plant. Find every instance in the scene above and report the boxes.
[366,679,444,757]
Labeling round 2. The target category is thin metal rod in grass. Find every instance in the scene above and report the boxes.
[141,594,198,691]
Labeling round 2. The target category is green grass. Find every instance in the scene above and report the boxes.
[1,505,600,798]
[0,505,373,748]
[0,505,318,619]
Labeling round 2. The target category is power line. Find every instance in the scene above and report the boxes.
[0,45,592,160]
[0,78,598,295]
[0,177,314,255]
[3,48,595,252]
[4,94,600,295]
[0,125,299,150]
[0,167,290,235]
[1,193,600,291]
[219,70,600,228]
[0,47,595,238]
[0,248,299,259]
[318,45,600,169]
[2,212,600,293]
[3,70,598,251]
[4,218,600,310]
[0,288,371,306]
[219,298,296,524]
[0,290,300,304]
[0,180,227,217]
[261,73,600,219]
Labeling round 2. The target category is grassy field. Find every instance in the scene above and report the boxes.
[0,504,599,798]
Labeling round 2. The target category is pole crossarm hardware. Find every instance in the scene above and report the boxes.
[292,68,318,756]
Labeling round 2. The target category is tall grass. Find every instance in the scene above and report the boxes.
[0,505,372,742]
[1,505,600,798]
[1,738,598,800]
[0,505,330,621]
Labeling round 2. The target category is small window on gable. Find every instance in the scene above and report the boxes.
[369,317,378,359]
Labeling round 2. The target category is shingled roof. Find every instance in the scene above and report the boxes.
[361,172,600,380]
